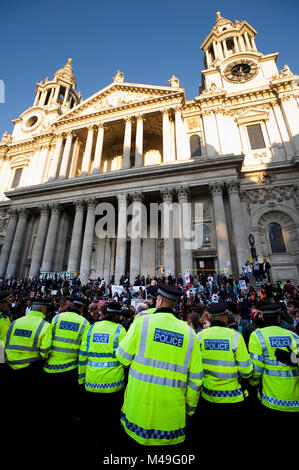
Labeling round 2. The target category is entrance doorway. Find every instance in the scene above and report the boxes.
[196,257,215,276]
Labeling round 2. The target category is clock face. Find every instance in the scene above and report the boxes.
[223,59,258,83]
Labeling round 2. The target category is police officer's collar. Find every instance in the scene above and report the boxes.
[155,307,176,314]
[28,310,46,319]
[211,320,227,328]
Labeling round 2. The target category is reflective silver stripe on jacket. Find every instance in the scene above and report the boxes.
[51,346,78,354]
[7,356,41,365]
[205,370,238,379]
[129,368,187,388]
[117,345,134,361]
[88,360,121,368]
[133,355,188,374]
[232,330,239,352]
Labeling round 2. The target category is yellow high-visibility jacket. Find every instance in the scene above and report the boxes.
[116,310,203,446]
[5,310,51,369]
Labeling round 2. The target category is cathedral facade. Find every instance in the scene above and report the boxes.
[0,12,298,284]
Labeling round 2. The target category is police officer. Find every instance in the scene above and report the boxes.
[197,301,252,449]
[248,303,299,432]
[79,301,127,453]
[116,283,203,454]
[4,298,52,435]
[44,297,90,432]
[0,291,11,343]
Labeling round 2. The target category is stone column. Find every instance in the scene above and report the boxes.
[35,145,49,183]
[233,36,239,53]
[92,124,105,173]
[48,133,64,180]
[217,42,224,59]
[122,118,132,170]
[238,35,246,52]
[177,186,193,277]
[222,39,228,57]
[41,203,61,272]
[162,109,172,163]
[81,125,95,176]
[0,209,18,277]
[69,137,81,178]
[6,208,30,278]
[210,183,232,273]
[280,96,299,153]
[103,238,111,283]
[135,115,143,168]
[58,131,73,179]
[227,181,248,276]
[212,41,218,60]
[67,199,85,273]
[114,193,128,284]
[244,31,251,50]
[272,103,294,158]
[129,192,143,283]
[161,188,175,276]
[79,198,97,282]
[174,107,185,160]
[29,205,50,278]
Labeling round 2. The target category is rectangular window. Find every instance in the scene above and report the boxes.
[247,124,266,150]
[11,168,23,188]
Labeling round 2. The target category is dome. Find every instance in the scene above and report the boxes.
[54,58,76,88]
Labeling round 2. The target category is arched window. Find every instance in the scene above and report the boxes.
[268,222,286,253]
[190,135,202,157]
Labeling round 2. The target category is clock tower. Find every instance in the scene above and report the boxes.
[200,12,279,93]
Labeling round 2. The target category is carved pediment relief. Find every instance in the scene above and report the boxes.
[80,90,155,115]
[57,83,183,122]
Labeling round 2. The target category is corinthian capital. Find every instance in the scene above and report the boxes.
[176,185,190,202]
[226,180,240,194]
[39,204,49,216]
[74,199,85,211]
[130,191,144,203]
[85,197,97,209]
[49,203,61,215]
[17,207,30,218]
[210,183,224,197]
[160,187,174,203]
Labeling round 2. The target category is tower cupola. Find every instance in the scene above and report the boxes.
[33,58,81,112]
[201,12,259,69]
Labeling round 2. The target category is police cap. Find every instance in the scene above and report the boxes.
[32,298,51,308]
[147,285,158,300]
[73,299,88,308]
[107,301,122,314]
[157,283,182,301]
[0,291,10,302]
[208,301,230,317]
[259,303,281,315]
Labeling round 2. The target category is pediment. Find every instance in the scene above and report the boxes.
[10,155,30,167]
[235,106,269,123]
[57,82,184,121]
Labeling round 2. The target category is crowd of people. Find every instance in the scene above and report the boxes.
[1,269,298,466]
[0,269,298,336]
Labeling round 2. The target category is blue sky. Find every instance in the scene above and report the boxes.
[1,0,298,134]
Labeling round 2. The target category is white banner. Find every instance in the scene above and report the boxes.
[111,285,124,296]
[40,271,74,280]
